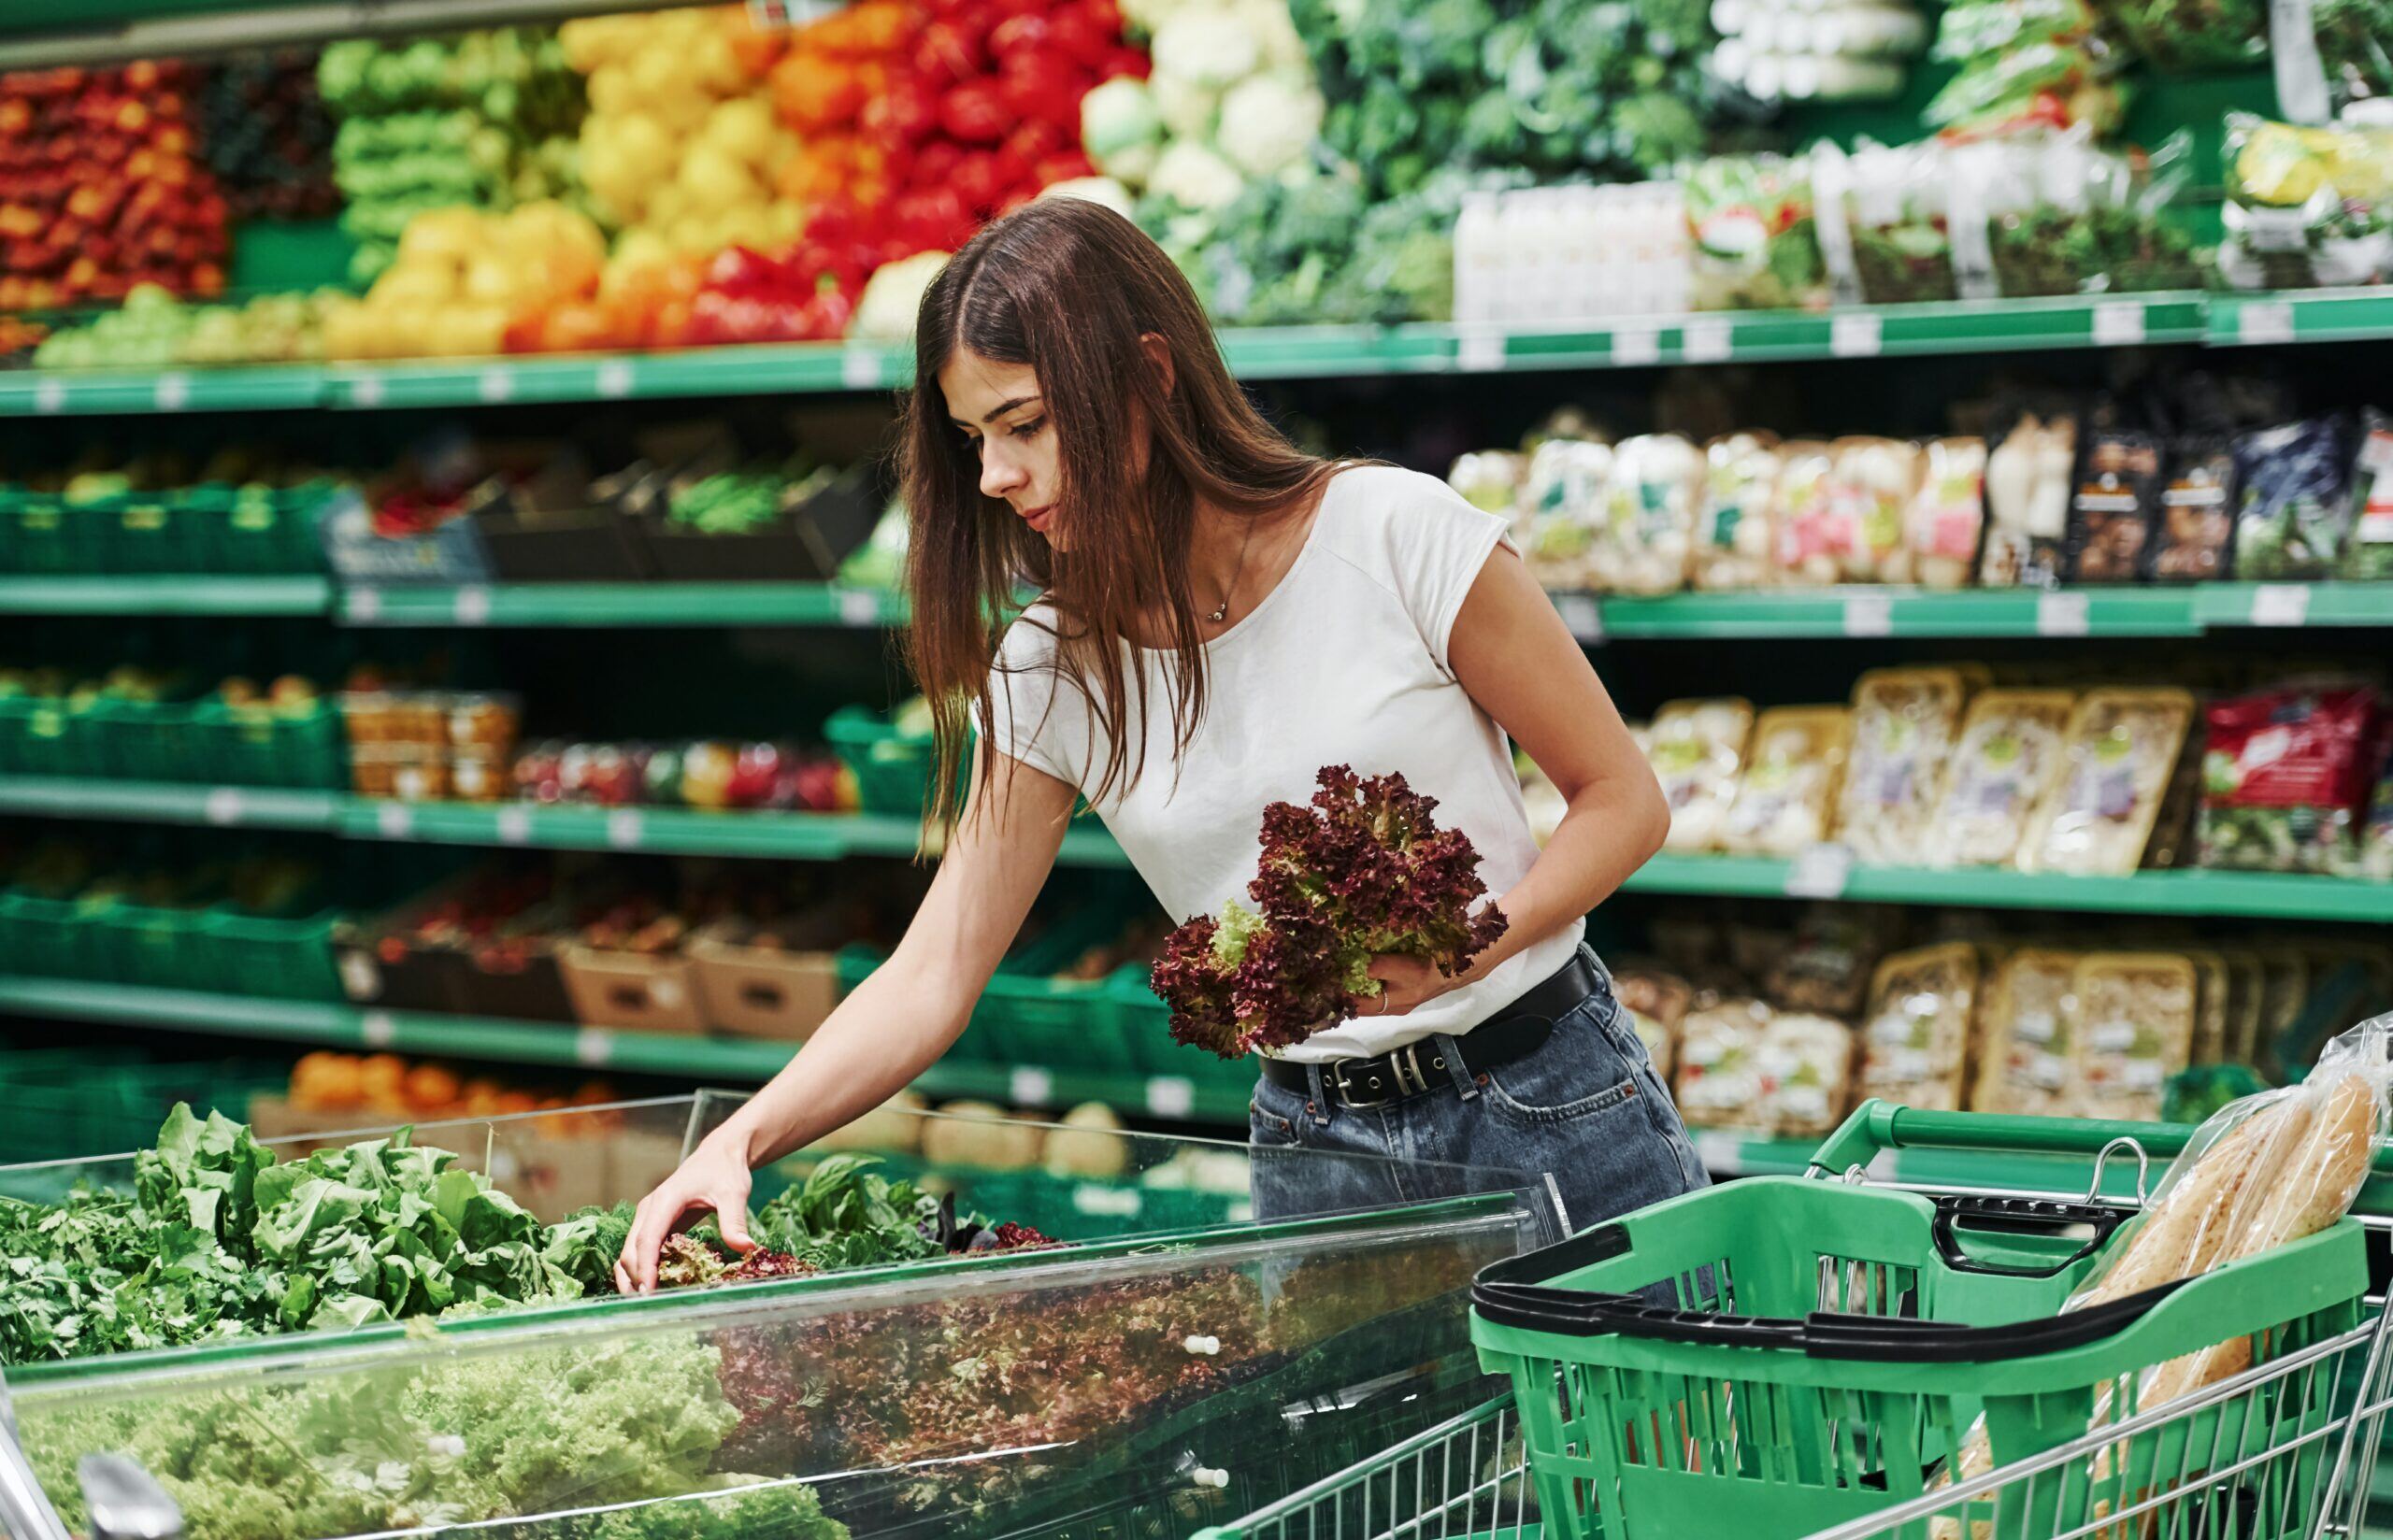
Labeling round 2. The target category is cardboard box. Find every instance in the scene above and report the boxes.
[561,945,707,1034]
[690,918,839,1041]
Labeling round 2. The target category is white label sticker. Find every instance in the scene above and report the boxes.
[1456,332,1505,372]
[606,809,644,849]
[595,360,636,398]
[1842,592,1894,635]
[2251,583,2312,627]
[453,586,493,625]
[837,589,881,626]
[1612,323,1662,367]
[651,977,683,1008]
[2239,301,2296,346]
[1009,1066,1054,1106]
[1785,842,1853,899]
[204,788,245,826]
[840,348,883,390]
[349,588,383,622]
[495,806,533,845]
[1555,592,1604,643]
[349,374,385,408]
[375,803,413,839]
[361,1011,397,1048]
[153,373,192,411]
[2090,1020,2138,1053]
[1694,1131,1742,1175]
[1146,1077,1196,1119]
[2037,592,2091,635]
[575,1028,614,1067]
[477,369,514,404]
[2091,302,2146,348]
[2014,1010,2058,1045]
[1683,317,1734,364]
[34,378,65,414]
[1830,312,1883,357]
[338,950,381,1001]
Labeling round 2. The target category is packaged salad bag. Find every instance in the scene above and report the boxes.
[2198,681,2385,874]
[1685,153,1830,312]
[2218,114,2393,291]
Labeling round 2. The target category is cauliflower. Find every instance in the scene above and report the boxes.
[1122,0,1194,31]
[1148,140,1247,211]
[1039,176,1139,220]
[851,250,950,342]
[1151,70,1221,141]
[1082,77,1166,185]
[1216,74,1323,178]
[1152,9,1262,90]
[1237,0,1311,70]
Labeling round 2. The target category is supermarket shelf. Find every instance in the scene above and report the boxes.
[0,575,332,616]
[0,776,343,830]
[339,582,906,628]
[2193,582,2393,629]
[2208,289,2393,347]
[0,976,1250,1123]
[1588,587,2203,639]
[0,364,324,416]
[1626,853,2393,922]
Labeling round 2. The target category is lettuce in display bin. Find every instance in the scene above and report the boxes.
[1152,765,1508,1058]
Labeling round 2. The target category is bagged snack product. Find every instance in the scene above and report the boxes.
[2019,688,2196,875]
[1905,437,1987,591]
[1971,948,2082,1116]
[2067,429,2164,582]
[1693,433,1783,591]
[1858,942,1981,1112]
[1771,441,1842,587]
[1674,997,1774,1131]
[2199,682,2384,875]
[1647,697,1756,852]
[1719,706,1851,855]
[1836,667,1970,865]
[1979,410,2078,589]
[2218,115,2393,292]
[2339,408,2393,582]
[2187,948,2232,1065]
[1755,1012,1856,1138]
[1927,689,2077,868]
[2148,436,2238,582]
[1519,436,1613,591]
[2232,417,2354,579]
[1614,967,1694,1080]
[1828,437,1926,583]
[1589,434,1702,595]
[1684,153,1830,312]
[2072,951,2199,1121]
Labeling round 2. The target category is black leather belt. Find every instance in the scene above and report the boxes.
[1258,950,1602,1110]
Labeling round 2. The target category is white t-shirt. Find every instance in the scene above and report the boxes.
[986,464,1585,1062]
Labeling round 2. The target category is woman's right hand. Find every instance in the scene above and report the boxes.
[614,1135,757,1295]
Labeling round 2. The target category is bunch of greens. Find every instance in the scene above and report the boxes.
[2106,0,2265,72]
[1989,204,2206,296]
[1152,765,1509,1057]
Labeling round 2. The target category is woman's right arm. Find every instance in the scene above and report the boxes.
[614,745,1079,1292]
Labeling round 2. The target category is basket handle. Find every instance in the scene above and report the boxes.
[1930,1194,2133,1278]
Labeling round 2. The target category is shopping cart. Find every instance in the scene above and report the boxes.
[1190,1100,2393,1540]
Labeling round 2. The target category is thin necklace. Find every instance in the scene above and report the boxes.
[1207,517,1258,624]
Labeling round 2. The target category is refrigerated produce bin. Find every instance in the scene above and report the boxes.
[0,1092,1550,1540]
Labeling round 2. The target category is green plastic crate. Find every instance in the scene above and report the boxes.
[1470,1173,2368,1540]
[824,703,940,817]
[1111,965,1257,1099]
[94,902,211,991]
[982,968,1132,1071]
[100,492,207,575]
[0,491,101,575]
[199,482,336,575]
[88,697,207,783]
[194,696,347,789]
[0,1052,289,1164]
[0,695,106,777]
[0,891,117,981]
[193,905,343,1002]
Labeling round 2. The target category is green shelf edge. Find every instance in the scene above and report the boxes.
[0,292,2372,418]
[1627,853,2393,921]
[2193,581,2393,627]
[0,576,331,616]
[0,777,342,829]
[1593,586,2204,638]
[0,975,1251,1123]
[339,582,906,628]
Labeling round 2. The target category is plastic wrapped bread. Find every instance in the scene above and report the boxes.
[2071,952,2198,1122]
[1858,942,1981,1111]
[2017,689,2196,876]
[1694,433,1784,591]
[1674,997,1774,1132]
[1836,667,1970,865]
[1927,689,2077,868]
[1719,706,1852,855]
[1756,1010,1856,1137]
[1970,948,2082,1116]
[1647,698,1755,852]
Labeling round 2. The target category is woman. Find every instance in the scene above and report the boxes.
[614,196,1703,1292]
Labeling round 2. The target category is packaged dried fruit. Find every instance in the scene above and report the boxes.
[2019,688,2195,875]
[1978,411,2077,589]
[1828,437,1924,583]
[1859,942,1980,1112]
[1589,434,1702,595]
[1756,1012,1856,1138]
[2071,951,2197,1121]
[1719,706,1851,855]
[1693,433,1783,591]
[2149,436,2239,582]
[1836,667,1969,865]
[1614,968,1693,1080]
[1674,997,1774,1131]
[2198,682,2384,874]
[1772,442,1842,587]
[1927,689,2078,867]
[1905,437,1986,591]
[1647,698,1755,852]
[2067,429,2164,582]
[1971,948,2082,1116]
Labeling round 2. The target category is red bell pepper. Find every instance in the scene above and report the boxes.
[909,137,967,190]
[997,49,1084,131]
[953,149,1009,215]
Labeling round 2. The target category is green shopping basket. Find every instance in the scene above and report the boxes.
[1468,1100,2374,1540]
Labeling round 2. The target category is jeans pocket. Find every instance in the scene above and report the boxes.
[1482,1006,1643,1126]
[1248,1098,1301,1148]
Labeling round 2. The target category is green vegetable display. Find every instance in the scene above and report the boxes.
[1685,154,1827,311]
[2107,0,2265,72]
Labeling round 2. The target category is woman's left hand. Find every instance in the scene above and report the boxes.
[1350,954,1470,1020]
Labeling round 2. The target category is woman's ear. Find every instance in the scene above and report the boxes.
[1139,332,1176,398]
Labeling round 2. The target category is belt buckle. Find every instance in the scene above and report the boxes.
[1337,1044,1430,1108]
[1334,1057,1392,1109]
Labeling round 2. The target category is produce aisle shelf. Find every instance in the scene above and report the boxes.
[0,576,332,616]
[0,777,343,830]
[0,976,1252,1125]
[1590,587,2207,639]
[339,582,908,628]
[0,292,2378,419]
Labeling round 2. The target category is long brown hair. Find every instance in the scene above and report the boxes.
[900,196,1334,830]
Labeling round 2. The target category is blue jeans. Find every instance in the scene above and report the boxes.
[1248,948,1709,1241]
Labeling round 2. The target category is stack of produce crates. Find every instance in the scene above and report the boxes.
[0,1048,290,1165]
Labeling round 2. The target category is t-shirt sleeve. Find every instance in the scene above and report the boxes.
[1383,470,1515,676]
[982,615,1085,791]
